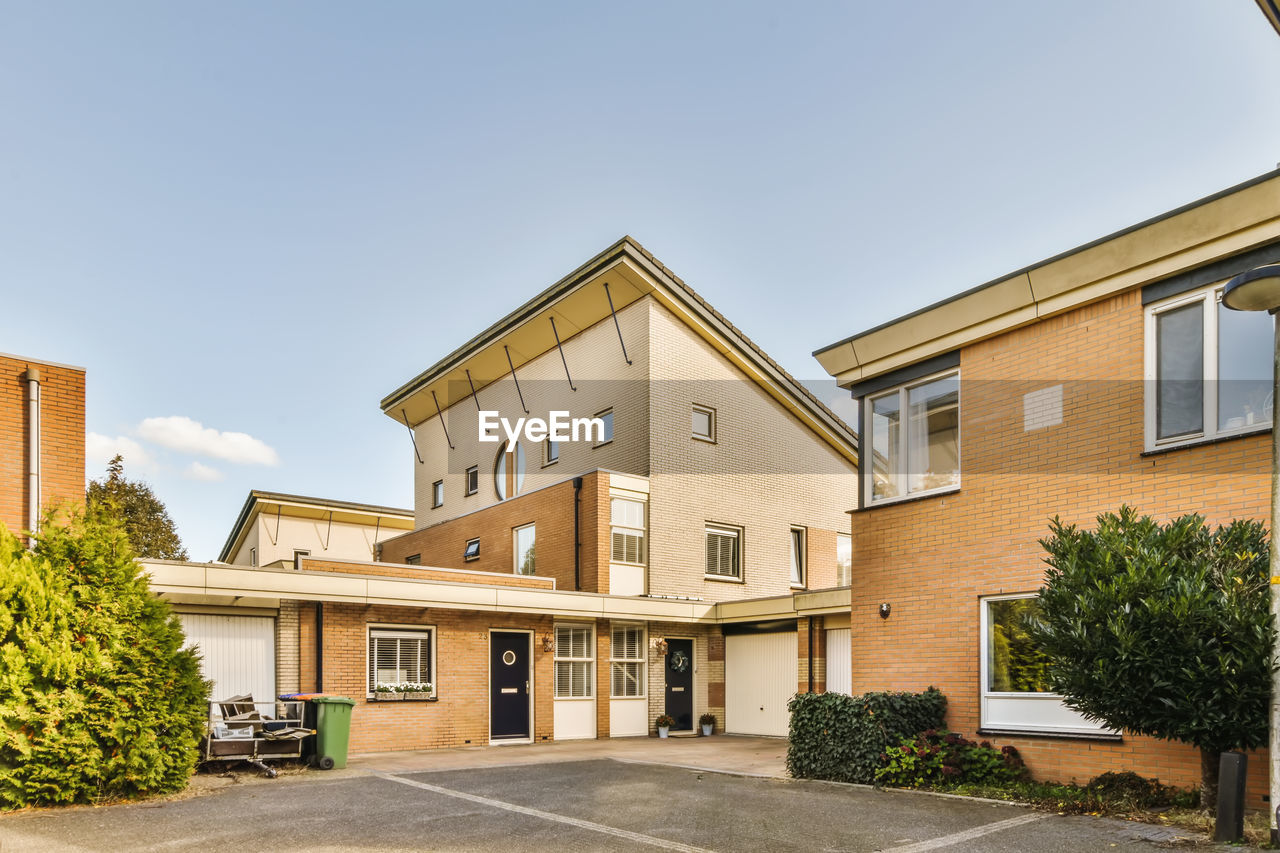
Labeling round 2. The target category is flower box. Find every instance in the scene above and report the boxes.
[375,692,403,701]
[403,692,432,701]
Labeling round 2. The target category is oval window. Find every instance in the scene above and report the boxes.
[502,650,517,666]
[494,440,526,500]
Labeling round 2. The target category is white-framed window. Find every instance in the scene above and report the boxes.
[836,533,852,587]
[368,626,435,696]
[554,624,593,698]
[513,523,536,575]
[463,538,480,561]
[432,479,444,508]
[692,404,716,442]
[610,498,646,565]
[789,527,806,587]
[866,369,960,505]
[544,438,559,466]
[594,409,614,447]
[249,547,257,567]
[979,594,1110,736]
[465,465,479,496]
[610,624,645,698]
[1144,283,1273,450]
[705,524,742,580]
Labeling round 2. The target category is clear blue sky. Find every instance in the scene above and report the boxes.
[3,1,1278,560]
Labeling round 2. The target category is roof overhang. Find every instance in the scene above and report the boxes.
[218,491,414,563]
[815,168,1280,388]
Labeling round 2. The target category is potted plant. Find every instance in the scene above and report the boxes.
[699,713,716,736]
[374,682,403,701]
[655,714,675,738]
[401,682,433,701]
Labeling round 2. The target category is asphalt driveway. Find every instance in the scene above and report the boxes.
[0,758,1214,852]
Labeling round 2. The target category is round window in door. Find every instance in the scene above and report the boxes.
[668,649,690,674]
[502,650,517,666]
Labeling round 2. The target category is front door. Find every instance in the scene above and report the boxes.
[664,638,694,731]
[490,631,531,741]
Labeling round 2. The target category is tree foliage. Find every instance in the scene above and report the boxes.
[1032,506,1274,805]
[0,509,208,808]
[86,455,187,560]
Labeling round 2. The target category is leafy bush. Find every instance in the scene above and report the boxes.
[0,511,208,808]
[945,772,1198,815]
[875,730,1027,787]
[787,688,946,783]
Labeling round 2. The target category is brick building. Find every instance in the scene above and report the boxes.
[152,237,859,752]
[815,168,1280,802]
[0,353,85,540]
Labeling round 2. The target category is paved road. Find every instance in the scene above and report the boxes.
[0,760,1213,852]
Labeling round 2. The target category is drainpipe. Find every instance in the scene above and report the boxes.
[807,618,815,693]
[24,368,40,547]
[315,603,324,692]
[572,477,583,591]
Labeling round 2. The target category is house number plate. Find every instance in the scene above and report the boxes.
[500,688,518,694]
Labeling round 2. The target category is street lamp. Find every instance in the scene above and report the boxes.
[1222,263,1280,843]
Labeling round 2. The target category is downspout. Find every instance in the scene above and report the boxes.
[807,618,815,693]
[572,477,583,591]
[315,603,324,693]
[24,368,40,547]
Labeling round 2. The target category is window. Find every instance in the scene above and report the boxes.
[368,627,434,695]
[836,533,852,587]
[867,370,960,504]
[513,523,536,575]
[494,441,526,500]
[705,524,742,580]
[544,438,559,466]
[249,547,257,567]
[465,465,478,496]
[404,553,421,565]
[610,498,646,565]
[1145,284,1273,449]
[554,624,593,698]
[432,479,444,508]
[789,527,806,587]
[692,404,716,442]
[594,409,614,447]
[463,538,480,561]
[979,594,1110,736]
[610,624,645,698]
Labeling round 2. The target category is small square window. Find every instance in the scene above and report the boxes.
[594,409,614,447]
[544,438,559,466]
[369,626,434,697]
[465,466,478,496]
[705,524,742,580]
[464,538,480,561]
[404,553,421,565]
[432,479,444,508]
[692,405,716,442]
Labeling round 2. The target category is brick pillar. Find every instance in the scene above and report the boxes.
[276,600,301,696]
[596,619,612,738]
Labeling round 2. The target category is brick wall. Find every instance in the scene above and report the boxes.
[299,556,555,589]
[849,288,1271,801]
[0,354,85,536]
[378,472,602,591]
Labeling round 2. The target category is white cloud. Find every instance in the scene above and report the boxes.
[86,432,154,472]
[137,416,280,466]
[185,461,225,482]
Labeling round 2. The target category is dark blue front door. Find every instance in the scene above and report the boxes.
[490,631,530,741]
[664,638,694,731]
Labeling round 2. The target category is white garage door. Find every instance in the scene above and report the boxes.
[725,631,797,737]
[825,628,852,696]
[178,614,276,707]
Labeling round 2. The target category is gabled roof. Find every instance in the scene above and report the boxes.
[380,235,857,462]
[217,490,413,563]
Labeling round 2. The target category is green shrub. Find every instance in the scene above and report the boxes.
[787,688,946,783]
[0,510,208,808]
[875,730,1027,787]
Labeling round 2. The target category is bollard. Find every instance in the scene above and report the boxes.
[1214,751,1247,843]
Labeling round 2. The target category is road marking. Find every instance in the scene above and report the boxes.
[881,812,1047,852]
[371,771,714,853]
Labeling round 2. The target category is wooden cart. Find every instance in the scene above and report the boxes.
[201,696,313,777]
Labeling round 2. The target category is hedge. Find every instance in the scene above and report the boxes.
[786,688,947,783]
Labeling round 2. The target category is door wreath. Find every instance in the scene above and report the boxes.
[668,649,690,674]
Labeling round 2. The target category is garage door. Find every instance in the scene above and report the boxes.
[178,614,276,706]
[825,628,851,696]
[725,631,797,737]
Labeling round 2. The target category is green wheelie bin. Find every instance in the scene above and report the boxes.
[310,695,355,770]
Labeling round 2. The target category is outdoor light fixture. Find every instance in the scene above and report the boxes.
[1221,263,1280,844]
[541,634,554,652]
[879,603,891,619]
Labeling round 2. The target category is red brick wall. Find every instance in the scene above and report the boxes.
[379,472,605,592]
[0,354,85,536]
[850,289,1271,802]
[299,557,554,589]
